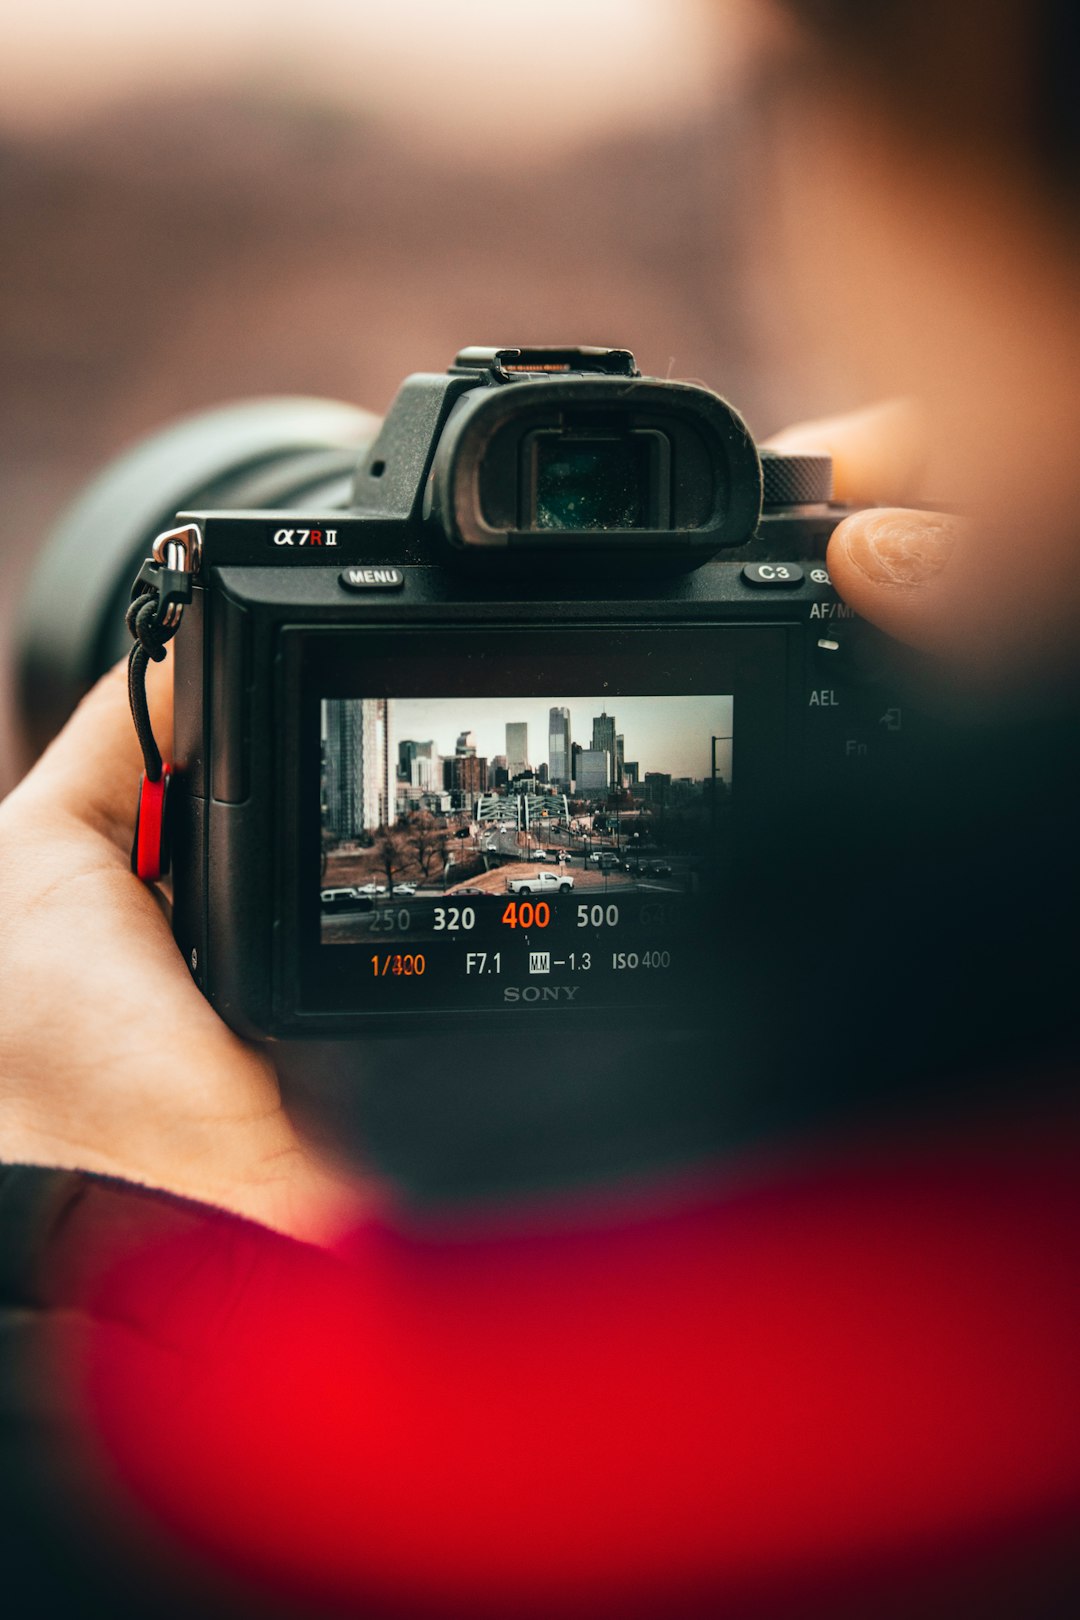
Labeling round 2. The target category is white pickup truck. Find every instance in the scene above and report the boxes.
[505,870,575,895]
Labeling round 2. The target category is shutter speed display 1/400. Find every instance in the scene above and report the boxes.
[317,692,733,1013]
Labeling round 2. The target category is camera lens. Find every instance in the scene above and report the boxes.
[16,397,376,758]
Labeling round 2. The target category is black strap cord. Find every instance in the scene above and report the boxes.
[125,548,195,781]
[126,589,172,782]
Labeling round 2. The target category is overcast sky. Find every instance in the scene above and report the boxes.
[388,695,733,782]
[0,0,746,152]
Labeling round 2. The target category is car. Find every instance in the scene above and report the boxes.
[355,881,388,896]
[391,883,417,897]
[505,871,575,895]
[529,849,551,862]
[320,887,362,911]
[449,886,487,896]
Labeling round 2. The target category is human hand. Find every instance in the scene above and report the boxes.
[0,656,361,1239]
[764,399,961,653]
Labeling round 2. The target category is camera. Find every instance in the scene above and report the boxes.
[20,346,913,1042]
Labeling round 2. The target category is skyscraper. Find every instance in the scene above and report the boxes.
[548,705,571,785]
[411,752,440,793]
[506,721,529,779]
[398,739,433,781]
[615,733,625,788]
[592,711,616,785]
[576,749,610,796]
[323,698,390,837]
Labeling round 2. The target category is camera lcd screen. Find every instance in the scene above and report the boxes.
[316,692,732,1011]
[286,623,789,1026]
[532,436,652,530]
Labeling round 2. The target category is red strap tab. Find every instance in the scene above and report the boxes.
[134,765,172,881]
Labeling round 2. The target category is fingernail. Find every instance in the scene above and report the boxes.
[839,509,958,586]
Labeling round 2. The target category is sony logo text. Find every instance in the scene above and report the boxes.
[503,985,581,1004]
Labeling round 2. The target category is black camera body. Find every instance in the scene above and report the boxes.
[160,347,908,1040]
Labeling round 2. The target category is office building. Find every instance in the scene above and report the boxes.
[323,698,390,837]
[399,739,434,782]
[592,711,617,783]
[643,771,671,808]
[410,752,440,793]
[446,754,488,797]
[506,721,529,778]
[576,748,610,796]
[548,706,571,784]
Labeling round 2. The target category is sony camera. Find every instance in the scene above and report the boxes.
[21,346,914,1042]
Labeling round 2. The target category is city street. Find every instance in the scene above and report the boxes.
[445,859,683,895]
[321,860,684,943]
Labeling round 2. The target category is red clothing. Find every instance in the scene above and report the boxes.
[36,1106,1077,1617]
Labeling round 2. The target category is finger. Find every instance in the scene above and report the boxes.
[762,398,927,507]
[826,506,960,650]
[10,654,174,853]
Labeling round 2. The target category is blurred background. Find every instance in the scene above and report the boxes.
[0,0,848,795]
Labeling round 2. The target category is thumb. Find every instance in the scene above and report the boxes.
[762,400,961,653]
[826,506,962,651]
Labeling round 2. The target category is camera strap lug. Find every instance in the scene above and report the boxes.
[125,524,201,877]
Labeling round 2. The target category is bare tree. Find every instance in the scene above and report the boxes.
[404,811,447,881]
[372,824,412,894]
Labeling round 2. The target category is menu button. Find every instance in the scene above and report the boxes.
[339,566,405,591]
